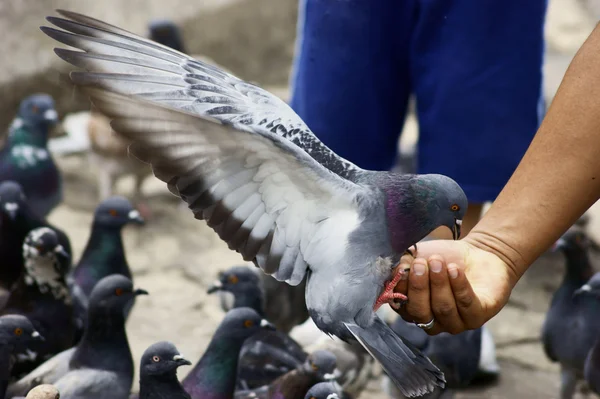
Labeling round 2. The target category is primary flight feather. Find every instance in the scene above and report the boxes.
[41,10,469,397]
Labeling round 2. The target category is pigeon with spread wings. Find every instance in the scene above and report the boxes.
[42,10,468,397]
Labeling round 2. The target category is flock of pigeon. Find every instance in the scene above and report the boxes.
[0,8,598,399]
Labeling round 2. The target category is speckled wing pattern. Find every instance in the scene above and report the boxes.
[43,11,369,286]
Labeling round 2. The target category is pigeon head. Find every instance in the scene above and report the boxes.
[93,196,145,228]
[302,350,339,382]
[24,384,60,399]
[23,227,71,296]
[148,20,186,53]
[87,274,148,316]
[304,382,341,399]
[215,307,275,341]
[0,315,44,353]
[553,229,600,253]
[207,266,261,295]
[23,227,69,264]
[0,181,27,222]
[574,273,600,298]
[141,341,191,377]
[17,94,58,130]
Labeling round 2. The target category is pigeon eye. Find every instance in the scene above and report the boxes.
[228,275,239,284]
[115,288,124,296]
[14,328,23,336]
[450,204,460,211]
[244,319,254,328]
[152,355,160,363]
[108,209,118,217]
[31,105,39,114]
[311,363,319,371]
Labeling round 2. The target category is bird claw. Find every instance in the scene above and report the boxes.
[374,267,408,311]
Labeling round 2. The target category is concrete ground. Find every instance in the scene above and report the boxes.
[5,0,600,397]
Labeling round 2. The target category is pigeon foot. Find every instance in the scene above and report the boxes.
[374,267,408,311]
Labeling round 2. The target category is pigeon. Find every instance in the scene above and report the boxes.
[235,349,340,399]
[542,228,600,399]
[209,265,308,333]
[207,266,307,388]
[2,227,74,377]
[0,181,72,290]
[0,315,44,398]
[6,274,148,399]
[181,307,275,398]
[68,196,144,339]
[573,273,600,396]
[304,382,342,399]
[385,318,483,399]
[0,94,61,219]
[44,11,469,396]
[137,341,191,399]
[23,384,60,399]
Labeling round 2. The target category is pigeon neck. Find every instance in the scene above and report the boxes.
[73,307,133,377]
[234,287,264,315]
[7,123,49,147]
[140,372,190,399]
[1,207,41,237]
[562,249,594,284]
[20,254,70,302]
[183,335,245,398]
[0,352,11,398]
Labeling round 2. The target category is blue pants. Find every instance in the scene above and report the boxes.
[290,0,547,203]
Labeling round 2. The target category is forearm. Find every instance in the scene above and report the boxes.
[468,23,600,282]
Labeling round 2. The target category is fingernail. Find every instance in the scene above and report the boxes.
[448,264,459,279]
[430,259,442,273]
[413,262,426,276]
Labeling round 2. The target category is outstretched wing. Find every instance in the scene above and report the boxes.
[42,10,362,181]
[43,13,371,286]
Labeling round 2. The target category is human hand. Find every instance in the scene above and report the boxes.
[393,237,519,335]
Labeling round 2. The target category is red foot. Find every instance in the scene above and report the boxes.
[374,267,408,311]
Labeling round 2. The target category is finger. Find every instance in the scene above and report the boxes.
[404,258,443,335]
[447,263,480,329]
[428,256,465,334]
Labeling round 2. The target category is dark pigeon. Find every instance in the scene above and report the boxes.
[138,341,191,399]
[6,274,148,399]
[573,273,600,396]
[182,307,275,399]
[2,227,74,377]
[68,196,144,340]
[0,181,72,290]
[207,266,307,388]
[44,11,473,395]
[542,228,600,399]
[235,350,340,399]
[304,382,342,399]
[0,315,43,398]
[386,318,482,399]
[0,94,61,219]
[147,20,186,54]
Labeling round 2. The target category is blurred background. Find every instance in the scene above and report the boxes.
[0,0,599,397]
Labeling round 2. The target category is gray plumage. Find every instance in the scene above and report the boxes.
[7,274,148,399]
[304,382,342,399]
[541,228,600,399]
[574,273,600,396]
[138,341,191,399]
[43,11,470,396]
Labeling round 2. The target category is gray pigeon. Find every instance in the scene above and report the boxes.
[43,11,469,396]
[574,273,600,396]
[541,228,600,399]
[0,315,44,398]
[138,341,191,399]
[6,274,148,399]
[304,382,342,399]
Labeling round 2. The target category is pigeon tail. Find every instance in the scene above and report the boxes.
[344,317,445,398]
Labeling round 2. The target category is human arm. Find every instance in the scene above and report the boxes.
[394,22,600,334]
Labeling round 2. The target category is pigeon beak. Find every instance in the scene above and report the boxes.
[323,368,341,381]
[128,210,145,225]
[54,245,70,260]
[3,202,19,220]
[43,109,58,123]
[31,331,45,341]
[173,354,192,366]
[133,288,149,296]
[206,280,223,294]
[260,319,276,331]
[552,238,566,252]
[574,284,592,298]
[452,219,462,240]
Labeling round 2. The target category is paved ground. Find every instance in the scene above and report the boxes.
[7,0,600,397]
